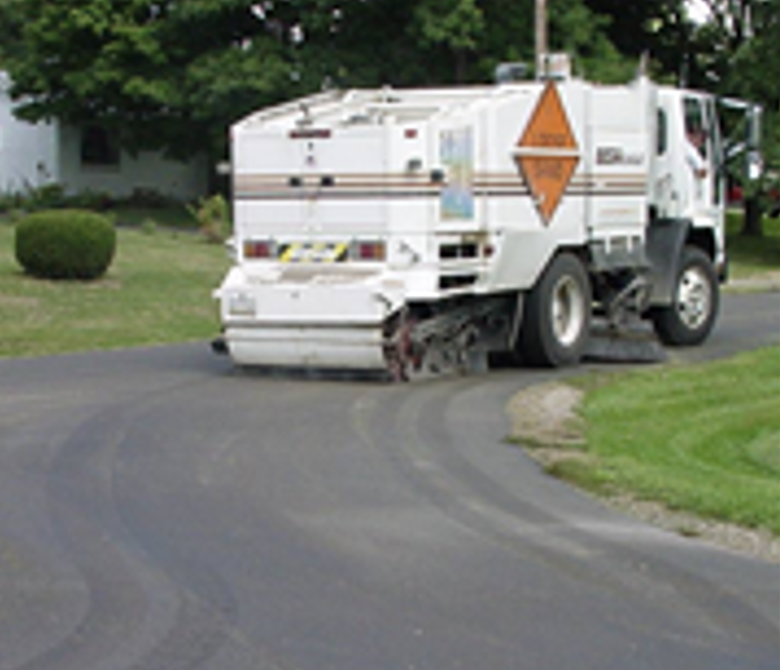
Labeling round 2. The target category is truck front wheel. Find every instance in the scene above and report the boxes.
[651,246,719,346]
[520,253,591,367]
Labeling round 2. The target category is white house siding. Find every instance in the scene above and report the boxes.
[0,71,207,201]
[0,72,59,192]
[57,125,208,200]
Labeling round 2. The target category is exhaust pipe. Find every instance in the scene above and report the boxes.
[211,336,229,355]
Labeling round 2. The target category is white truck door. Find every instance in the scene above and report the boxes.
[654,90,724,224]
[682,95,713,212]
[653,97,672,218]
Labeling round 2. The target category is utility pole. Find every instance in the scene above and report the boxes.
[535,0,547,78]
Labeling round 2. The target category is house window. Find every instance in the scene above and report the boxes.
[80,125,120,167]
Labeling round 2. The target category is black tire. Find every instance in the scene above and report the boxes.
[520,253,592,367]
[651,246,719,346]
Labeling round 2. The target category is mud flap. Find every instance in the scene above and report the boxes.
[645,218,691,306]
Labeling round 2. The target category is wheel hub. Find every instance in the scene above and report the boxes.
[552,276,586,346]
[677,266,711,330]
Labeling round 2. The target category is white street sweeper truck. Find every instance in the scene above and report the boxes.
[213,56,760,379]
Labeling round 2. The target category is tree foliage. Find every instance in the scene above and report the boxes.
[686,0,779,230]
[0,0,291,158]
[582,0,690,80]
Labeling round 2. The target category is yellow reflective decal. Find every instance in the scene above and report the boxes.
[278,242,349,263]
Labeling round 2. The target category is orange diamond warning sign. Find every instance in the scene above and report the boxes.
[515,82,579,225]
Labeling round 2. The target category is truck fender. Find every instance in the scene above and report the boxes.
[645,218,692,306]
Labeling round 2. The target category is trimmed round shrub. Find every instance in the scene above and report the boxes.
[15,209,116,280]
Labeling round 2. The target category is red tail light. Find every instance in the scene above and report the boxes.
[353,241,386,261]
[243,240,274,259]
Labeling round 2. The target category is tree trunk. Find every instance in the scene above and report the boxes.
[741,196,764,237]
[454,49,467,83]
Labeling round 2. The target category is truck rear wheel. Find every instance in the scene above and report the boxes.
[651,246,719,346]
[520,253,591,367]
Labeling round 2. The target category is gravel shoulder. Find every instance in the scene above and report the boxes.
[506,381,780,564]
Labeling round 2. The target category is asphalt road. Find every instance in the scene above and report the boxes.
[0,292,778,670]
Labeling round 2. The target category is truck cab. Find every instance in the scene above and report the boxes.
[654,89,725,223]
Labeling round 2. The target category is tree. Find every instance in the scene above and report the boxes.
[547,0,634,83]
[582,0,689,80]
[413,0,485,82]
[687,0,780,234]
[0,1,293,160]
[734,0,780,232]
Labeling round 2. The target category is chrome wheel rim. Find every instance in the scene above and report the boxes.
[676,265,711,330]
[552,275,586,346]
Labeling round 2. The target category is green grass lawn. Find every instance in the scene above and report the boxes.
[563,346,780,535]
[536,211,780,539]
[0,221,229,358]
